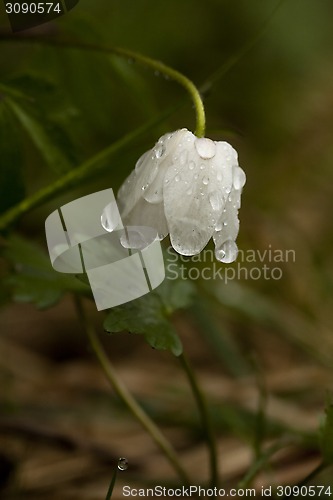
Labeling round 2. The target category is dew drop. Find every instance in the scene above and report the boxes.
[200,164,205,170]
[215,239,238,263]
[175,174,181,182]
[120,230,148,250]
[233,166,246,190]
[202,176,209,185]
[141,184,148,191]
[223,222,228,226]
[118,458,128,471]
[209,191,222,212]
[215,221,223,231]
[188,161,195,170]
[101,204,120,232]
[195,137,216,159]
[179,150,188,166]
[155,143,165,159]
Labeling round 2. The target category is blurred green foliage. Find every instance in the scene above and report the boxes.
[1,0,333,488]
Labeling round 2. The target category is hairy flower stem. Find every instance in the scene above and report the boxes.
[74,297,191,486]
[0,35,206,138]
[179,353,218,491]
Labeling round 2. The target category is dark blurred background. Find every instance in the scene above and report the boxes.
[1,0,333,498]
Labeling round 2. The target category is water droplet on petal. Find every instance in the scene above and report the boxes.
[215,221,223,231]
[200,164,205,170]
[215,239,238,263]
[118,458,128,471]
[188,161,195,170]
[233,166,246,190]
[101,204,120,232]
[179,150,188,166]
[142,184,148,191]
[155,143,165,158]
[209,191,222,212]
[202,176,209,185]
[195,137,216,159]
[175,174,180,182]
[120,230,148,250]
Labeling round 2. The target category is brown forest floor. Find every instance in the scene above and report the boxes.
[1,296,333,499]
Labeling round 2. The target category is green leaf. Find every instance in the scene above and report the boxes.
[319,396,333,464]
[0,101,25,213]
[3,235,88,309]
[104,294,183,357]
[104,257,196,356]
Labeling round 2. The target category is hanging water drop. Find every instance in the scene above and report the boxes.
[194,137,216,159]
[215,239,238,263]
[233,166,246,190]
[120,229,148,250]
[118,458,128,471]
[101,203,121,232]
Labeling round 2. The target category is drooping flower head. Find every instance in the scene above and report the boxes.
[117,129,246,263]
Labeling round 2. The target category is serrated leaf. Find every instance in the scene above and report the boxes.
[104,293,183,357]
[0,101,25,212]
[3,235,88,309]
[103,260,196,357]
[319,396,333,463]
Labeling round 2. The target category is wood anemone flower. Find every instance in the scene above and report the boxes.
[117,129,246,263]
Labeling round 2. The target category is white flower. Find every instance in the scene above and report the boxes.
[117,128,246,263]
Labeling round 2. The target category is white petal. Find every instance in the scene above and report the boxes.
[122,198,168,240]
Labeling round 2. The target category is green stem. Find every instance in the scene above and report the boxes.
[179,353,218,490]
[238,438,296,489]
[105,467,118,500]
[0,35,206,138]
[0,106,175,232]
[74,297,191,486]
